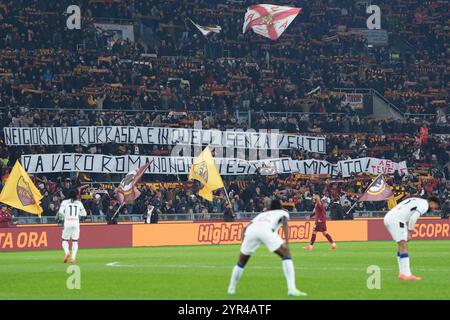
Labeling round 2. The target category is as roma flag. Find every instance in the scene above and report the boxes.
[0,161,43,216]
[243,4,302,40]
[189,146,224,201]
[115,163,150,205]
[358,174,394,202]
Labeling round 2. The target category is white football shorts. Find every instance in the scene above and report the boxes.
[383,213,408,242]
[240,223,284,256]
[62,226,80,241]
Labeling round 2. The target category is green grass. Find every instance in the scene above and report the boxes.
[1,241,449,300]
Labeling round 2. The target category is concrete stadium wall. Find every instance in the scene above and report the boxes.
[0,219,449,252]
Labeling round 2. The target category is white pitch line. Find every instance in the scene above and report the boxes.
[105,262,443,272]
[106,261,136,267]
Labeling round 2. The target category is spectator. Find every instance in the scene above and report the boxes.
[223,203,235,222]
[0,205,13,227]
[441,199,450,219]
[105,205,119,225]
[343,201,355,220]
[330,200,344,221]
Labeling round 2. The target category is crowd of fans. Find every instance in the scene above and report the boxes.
[0,0,448,223]
[0,110,448,222]
[0,0,448,118]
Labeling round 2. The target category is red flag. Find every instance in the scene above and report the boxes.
[115,163,150,205]
[358,175,394,202]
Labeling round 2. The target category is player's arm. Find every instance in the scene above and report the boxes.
[242,222,251,240]
[79,202,88,221]
[57,201,65,215]
[56,202,66,223]
[407,211,421,240]
[282,217,289,244]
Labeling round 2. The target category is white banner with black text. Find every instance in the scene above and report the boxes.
[4,126,326,153]
[21,154,408,177]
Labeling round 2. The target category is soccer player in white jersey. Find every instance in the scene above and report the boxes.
[58,189,87,264]
[383,196,440,281]
[227,199,307,297]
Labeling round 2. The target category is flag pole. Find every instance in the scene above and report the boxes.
[222,183,233,210]
[208,144,233,210]
[111,203,124,220]
[345,174,382,215]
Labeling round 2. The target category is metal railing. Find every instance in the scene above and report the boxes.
[0,107,212,115]
[404,113,440,119]
[10,211,443,225]
[371,89,406,117]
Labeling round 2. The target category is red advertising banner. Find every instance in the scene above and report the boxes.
[368,219,450,241]
[0,225,132,251]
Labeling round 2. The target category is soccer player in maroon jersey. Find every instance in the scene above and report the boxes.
[303,193,337,251]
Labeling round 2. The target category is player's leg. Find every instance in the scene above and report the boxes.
[273,244,306,297]
[303,230,317,251]
[70,228,80,263]
[263,231,306,297]
[71,240,78,263]
[322,230,337,250]
[228,228,258,295]
[384,217,404,277]
[384,218,421,281]
[61,228,71,263]
[397,240,421,280]
[228,253,250,295]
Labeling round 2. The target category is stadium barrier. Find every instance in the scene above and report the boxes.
[11,211,443,225]
[0,225,132,251]
[1,219,449,252]
[368,219,450,241]
[132,220,368,247]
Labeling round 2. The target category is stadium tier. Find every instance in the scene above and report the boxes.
[0,0,448,220]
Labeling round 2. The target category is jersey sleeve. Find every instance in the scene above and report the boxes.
[78,202,87,217]
[408,211,421,230]
[58,201,67,216]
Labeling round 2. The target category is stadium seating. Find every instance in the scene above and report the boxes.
[0,0,448,221]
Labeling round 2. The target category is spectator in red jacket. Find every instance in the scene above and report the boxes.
[420,124,429,145]
[0,205,13,228]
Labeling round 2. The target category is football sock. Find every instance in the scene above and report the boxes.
[282,257,296,292]
[399,253,411,276]
[397,252,401,273]
[228,263,244,290]
[310,234,317,246]
[71,241,78,260]
[62,240,69,255]
[325,233,334,243]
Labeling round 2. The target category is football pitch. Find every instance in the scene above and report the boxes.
[1,240,449,300]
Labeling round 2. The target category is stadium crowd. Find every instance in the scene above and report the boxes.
[0,0,448,117]
[0,109,448,221]
[0,0,448,223]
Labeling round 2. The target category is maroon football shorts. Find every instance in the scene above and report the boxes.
[313,221,327,232]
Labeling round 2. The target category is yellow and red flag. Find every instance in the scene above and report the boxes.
[189,146,224,201]
[243,4,302,40]
[0,161,43,216]
[358,175,394,202]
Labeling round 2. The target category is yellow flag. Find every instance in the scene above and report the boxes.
[198,185,213,202]
[189,146,224,201]
[0,161,43,216]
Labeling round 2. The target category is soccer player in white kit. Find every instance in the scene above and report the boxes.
[227,199,307,297]
[58,189,87,264]
[383,196,440,281]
